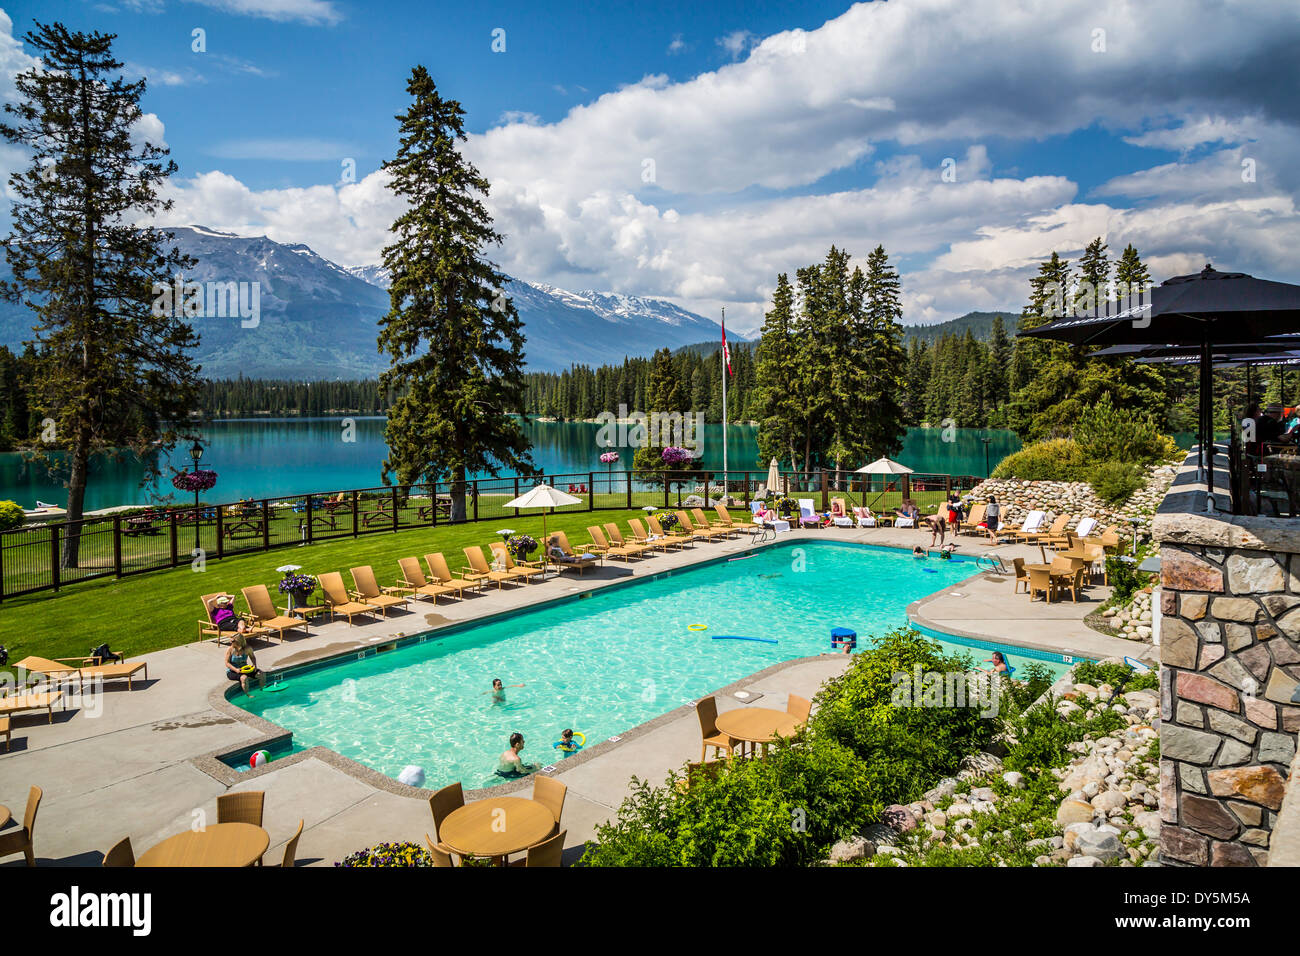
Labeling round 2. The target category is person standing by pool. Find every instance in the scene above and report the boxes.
[984,497,1001,542]
[497,732,538,777]
[922,513,946,547]
[484,677,524,704]
[224,634,264,696]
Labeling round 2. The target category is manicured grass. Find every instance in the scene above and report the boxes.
[0,508,658,674]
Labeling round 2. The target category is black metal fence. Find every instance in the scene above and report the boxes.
[0,468,982,601]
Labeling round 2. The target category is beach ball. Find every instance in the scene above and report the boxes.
[398,765,426,787]
[250,750,270,769]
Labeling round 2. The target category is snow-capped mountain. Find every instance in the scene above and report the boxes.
[0,226,730,377]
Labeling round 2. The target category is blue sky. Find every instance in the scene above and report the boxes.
[3,0,1300,332]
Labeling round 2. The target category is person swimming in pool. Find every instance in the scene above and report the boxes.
[983,651,1012,676]
[912,546,927,558]
[556,728,580,753]
[497,732,538,777]
[484,677,524,704]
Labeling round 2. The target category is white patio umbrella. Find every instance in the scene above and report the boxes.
[765,459,781,497]
[855,456,914,503]
[502,483,582,566]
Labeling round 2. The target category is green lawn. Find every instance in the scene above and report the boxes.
[0,488,949,676]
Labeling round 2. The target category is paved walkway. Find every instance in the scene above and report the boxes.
[0,521,1150,866]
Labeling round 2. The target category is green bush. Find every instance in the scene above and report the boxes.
[1105,556,1148,606]
[0,500,23,532]
[580,735,877,867]
[1072,659,1159,692]
[1088,460,1145,506]
[810,629,998,800]
[1075,393,1180,465]
[990,438,1087,481]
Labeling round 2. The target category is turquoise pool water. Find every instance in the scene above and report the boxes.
[234,541,1069,790]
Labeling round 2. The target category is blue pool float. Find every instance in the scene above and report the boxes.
[712,635,778,644]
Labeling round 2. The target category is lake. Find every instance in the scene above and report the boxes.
[0,419,1022,511]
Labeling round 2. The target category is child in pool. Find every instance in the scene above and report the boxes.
[483,676,524,704]
[556,728,580,753]
[912,546,927,558]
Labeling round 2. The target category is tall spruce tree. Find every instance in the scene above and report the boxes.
[856,244,907,461]
[377,67,532,520]
[754,274,802,470]
[1,22,199,566]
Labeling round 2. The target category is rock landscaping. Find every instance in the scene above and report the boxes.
[966,464,1177,539]
[827,658,1163,867]
[1100,586,1157,643]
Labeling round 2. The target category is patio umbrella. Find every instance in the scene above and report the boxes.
[502,483,582,566]
[765,459,781,497]
[1019,264,1300,501]
[855,456,914,503]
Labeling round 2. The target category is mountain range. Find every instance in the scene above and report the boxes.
[0,226,730,378]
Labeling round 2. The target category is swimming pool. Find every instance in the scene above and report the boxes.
[233,540,1070,789]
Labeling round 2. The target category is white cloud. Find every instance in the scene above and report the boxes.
[182,0,343,26]
[667,34,687,55]
[497,111,542,127]
[717,30,758,60]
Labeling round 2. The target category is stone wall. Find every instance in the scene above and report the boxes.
[1154,451,1300,866]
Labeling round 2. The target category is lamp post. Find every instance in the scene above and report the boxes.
[981,436,992,478]
[189,440,203,551]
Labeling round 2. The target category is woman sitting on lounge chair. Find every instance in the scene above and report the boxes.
[211,595,248,637]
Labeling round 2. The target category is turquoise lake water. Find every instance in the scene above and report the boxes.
[0,419,1023,510]
[233,540,1070,790]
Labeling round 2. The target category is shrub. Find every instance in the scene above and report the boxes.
[1071,659,1159,692]
[990,438,1087,481]
[581,734,877,867]
[335,841,432,867]
[0,500,23,532]
[1074,393,1180,465]
[1105,555,1149,606]
[810,628,998,800]
[1088,460,1145,506]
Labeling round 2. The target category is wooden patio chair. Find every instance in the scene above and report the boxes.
[533,775,567,830]
[489,541,546,584]
[428,782,464,842]
[0,786,42,866]
[281,819,304,867]
[510,829,566,868]
[426,834,457,867]
[695,696,736,761]
[317,572,376,626]
[424,553,482,596]
[102,835,134,867]
[241,585,310,642]
[396,556,456,604]
[349,565,410,616]
[462,546,516,588]
[587,525,639,561]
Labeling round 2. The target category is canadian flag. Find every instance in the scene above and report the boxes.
[721,311,733,377]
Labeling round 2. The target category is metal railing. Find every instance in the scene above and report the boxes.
[0,467,982,601]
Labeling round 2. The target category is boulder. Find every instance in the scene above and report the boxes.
[828,835,873,864]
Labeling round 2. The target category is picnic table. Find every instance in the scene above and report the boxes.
[437,797,556,866]
[122,515,162,536]
[136,823,269,868]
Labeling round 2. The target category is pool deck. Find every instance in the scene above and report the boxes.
[0,522,1151,867]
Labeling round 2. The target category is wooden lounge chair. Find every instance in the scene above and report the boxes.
[692,507,737,537]
[604,522,654,557]
[1020,514,1069,544]
[650,513,695,545]
[957,503,986,536]
[424,552,482,596]
[397,557,456,603]
[1003,510,1046,541]
[0,690,63,723]
[852,505,877,528]
[0,786,41,866]
[317,572,377,625]
[349,565,411,616]
[676,510,727,541]
[14,655,149,691]
[462,546,516,588]
[714,504,756,530]
[546,532,601,575]
[695,696,737,761]
[629,517,677,552]
[241,585,310,642]
[587,524,639,561]
[828,499,854,528]
[489,541,546,584]
[198,593,271,645]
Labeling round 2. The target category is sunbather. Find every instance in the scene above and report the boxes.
[211,595,248,637]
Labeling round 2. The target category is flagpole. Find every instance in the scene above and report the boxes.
[721,308,728,501]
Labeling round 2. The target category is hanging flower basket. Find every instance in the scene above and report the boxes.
[661,446,694,466]
[599,451,620,464]
[172,470,218,493]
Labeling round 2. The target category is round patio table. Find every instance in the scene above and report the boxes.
[438,797,556,865]
[136,823,269,868]
[0,804,10,829]
[715,707,800,756]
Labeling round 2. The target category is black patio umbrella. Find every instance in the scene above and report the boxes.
[1019,264,1300,499]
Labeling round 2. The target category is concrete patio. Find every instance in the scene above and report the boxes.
[0,520,1149,866]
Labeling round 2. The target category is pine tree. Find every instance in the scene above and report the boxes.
[855,244,907,462]
[754,274,802,470]
[376,67,532,520]
[1,22,200,565]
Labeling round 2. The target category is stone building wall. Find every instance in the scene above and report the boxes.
[1154,454,1300,866]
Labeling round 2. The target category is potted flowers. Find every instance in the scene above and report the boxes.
[277,570,317,613]
[171,469,218,494]
[507,533,538,563]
